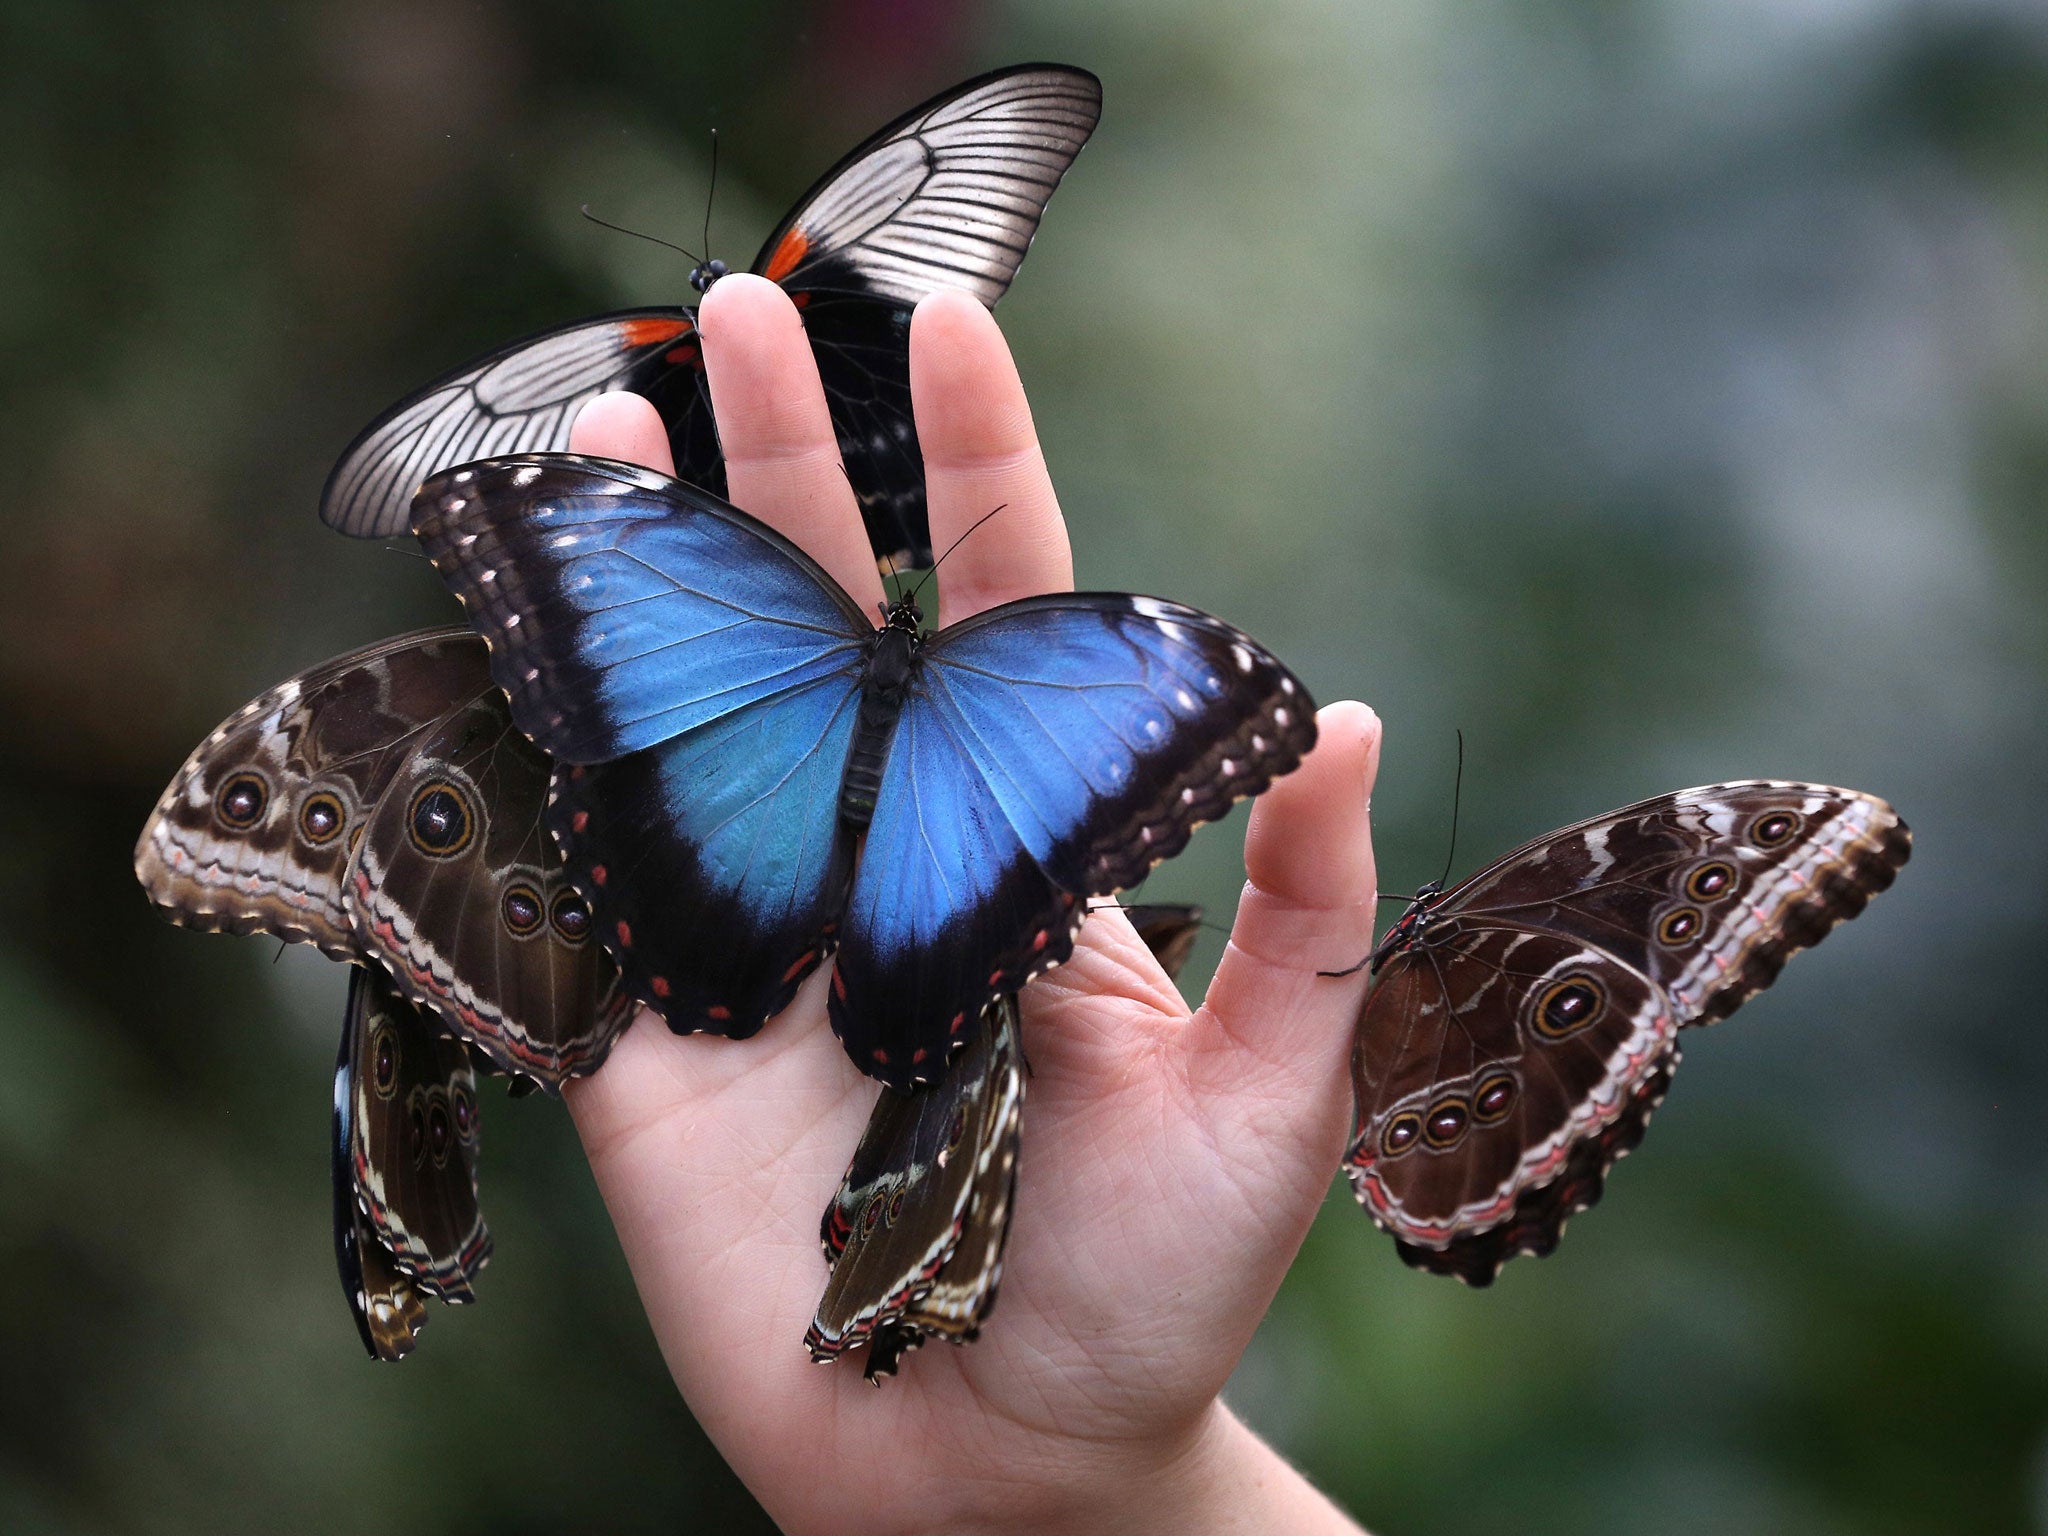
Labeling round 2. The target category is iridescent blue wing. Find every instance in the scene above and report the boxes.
[833,594,1315,1084]
[545,673,860,1037]
[412,454,873,1037]
[411,455,871,762]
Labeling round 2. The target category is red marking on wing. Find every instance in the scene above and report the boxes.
[663,341,700,367]
[763,226,810,284]
[589,864,607,886]
[615,920,632,947]
[571,811,589,833]
[619,316,692,349]
[707,1004,732,1022]
[649,976,670,999]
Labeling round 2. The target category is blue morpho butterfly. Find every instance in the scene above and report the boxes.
[412,455,1317,1088]
[320,64,1102,574]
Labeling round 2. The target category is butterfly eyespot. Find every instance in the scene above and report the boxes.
[1751,810,1802,848]
[1686,861,1737,902]
[407,781,474,857]
[426,1098,453,1168]
[1472,1074,1518,1123]
[1423,1098,1470,1148]
[861,1194,884,1234]
[1535,975,1606,1039]
[1381,1112,1424,1157]
[214,771,269,830]
[946,1106,968,1151]
[888,1188,906,1224]
[550,892,591,942]
[370,1024,400,1099]
[1657,906,1705,947]
[453,1085,477,1142]
[501,884,545,936]
[297,791,345,845]
[407,1104,427,1166]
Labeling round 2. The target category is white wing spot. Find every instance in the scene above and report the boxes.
[512,465,542,487]
[505,614,521,628]
[480,569,496,583]
[1181,787,1197,805]
[1274,708,1291,727]
[1232,644,1253,672]
[1175,689,1195,710]
[452,469,475,484]
[1251,734,1266,752]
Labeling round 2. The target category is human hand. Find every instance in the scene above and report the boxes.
[563,274,1380,1536]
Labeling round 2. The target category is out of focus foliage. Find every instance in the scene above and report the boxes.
[4,2,2044,1532]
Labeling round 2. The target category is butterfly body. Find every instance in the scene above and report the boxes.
[321,64,1103,571]
[1345,781,1909,1284]
[415,454,1315,1088]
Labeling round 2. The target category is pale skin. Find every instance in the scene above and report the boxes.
[563,273,1381,1536]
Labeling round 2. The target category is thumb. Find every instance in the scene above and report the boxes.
[1183,700,1381,1165]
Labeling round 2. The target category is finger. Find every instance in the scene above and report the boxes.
[910,289,1072,618]
[569,390,676,473]
[698,273,886,612]
[1188,701,1381,1099]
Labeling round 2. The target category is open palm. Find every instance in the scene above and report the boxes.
[561,275,1378,1536]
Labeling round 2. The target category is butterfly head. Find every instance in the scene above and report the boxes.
[689,258,730,294]
[881,593,927,639]
[1370,880,1447,975]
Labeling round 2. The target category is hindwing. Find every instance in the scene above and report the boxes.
[342,964,491,1301]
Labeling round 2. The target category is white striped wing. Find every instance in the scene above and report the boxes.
[752,64,1101,309]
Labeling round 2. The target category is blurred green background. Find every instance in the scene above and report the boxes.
[4,1,2044,1531]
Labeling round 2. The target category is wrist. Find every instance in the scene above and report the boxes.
[959,1402,1366,1536]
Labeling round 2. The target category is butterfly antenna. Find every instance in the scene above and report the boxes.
[380,542,432,561]
[702,129,719,261]
[579,205,702,265]
[1437,729,1465,890]
[1082,899,1233,941]
[908,504,1008,608]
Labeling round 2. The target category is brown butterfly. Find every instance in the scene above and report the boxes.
[807,903,1205,1380]
[1340,781,1909,1284]
[333,963,489,1360]
[134,626,631,1090]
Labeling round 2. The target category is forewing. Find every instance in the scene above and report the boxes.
[413,454,871,763]
[1449,782,1911,1028]
[918,594,1316,892]
[753,64,1101,310]
[348,690,632,1091]
[1345,924,1676,1250]
[345,965,491,1301]
[320,311,704,538]
[135,628,490,955]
